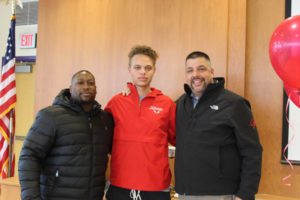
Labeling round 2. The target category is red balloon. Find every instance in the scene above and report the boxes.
[269,15,300,88]
[284,83,300,108]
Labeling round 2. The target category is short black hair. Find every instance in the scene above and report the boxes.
[128,45,159,66]
[186,51,210,62]
[71,70,95,83]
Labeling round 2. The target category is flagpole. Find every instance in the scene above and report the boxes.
[8,109,15,177]
[11,0,16,15]
[8,0,17,178]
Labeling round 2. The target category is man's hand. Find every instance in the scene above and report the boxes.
[121,86,131,96]
[235,196,242,200]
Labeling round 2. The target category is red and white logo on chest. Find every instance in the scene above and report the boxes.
[149,106,163,114]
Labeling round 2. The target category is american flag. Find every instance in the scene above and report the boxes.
[0,15,17,178]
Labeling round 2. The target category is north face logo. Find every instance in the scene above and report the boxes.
[149,106,163,114]
[210,105,219,110]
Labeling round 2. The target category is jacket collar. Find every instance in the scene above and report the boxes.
[127,82,163,98]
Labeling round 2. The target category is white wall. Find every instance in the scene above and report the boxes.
[0,3,13,58]
[1,2,38,58]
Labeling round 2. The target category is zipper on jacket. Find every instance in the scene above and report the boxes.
[138,97,144,116]
[87,116,93,199]
[88,117,92,128]
[138,95,153,116]
[139,100,142,116]
[55,169,59,177]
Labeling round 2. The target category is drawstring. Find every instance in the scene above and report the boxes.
[130,189,142,200]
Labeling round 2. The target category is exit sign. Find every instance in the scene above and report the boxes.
[19,33,36,49]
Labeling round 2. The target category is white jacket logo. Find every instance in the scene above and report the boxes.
[149,106,163,114]
[210,105,219,110]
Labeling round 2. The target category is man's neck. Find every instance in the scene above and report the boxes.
[192,91,203,98]
[82,104,93,112]
[136,85,151,98]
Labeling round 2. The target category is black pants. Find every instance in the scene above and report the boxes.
[106,185,171,200]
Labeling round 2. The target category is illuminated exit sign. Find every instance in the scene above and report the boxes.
[19,33,36,49]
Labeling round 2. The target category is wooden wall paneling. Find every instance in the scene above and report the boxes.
[36,0,231,111]
[36,0,78,111]
[226,0,246,96]
[246,0,300,198]
[147,0,230,96]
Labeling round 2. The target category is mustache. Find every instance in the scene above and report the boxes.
[191,77,204,82]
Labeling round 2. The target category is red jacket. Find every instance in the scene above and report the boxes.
[105,83,176,191]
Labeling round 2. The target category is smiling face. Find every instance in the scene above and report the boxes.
[185,56,214,97]
[70,71,97,104]
[128,54,156,89]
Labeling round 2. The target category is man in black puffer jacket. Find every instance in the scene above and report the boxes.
[18,70,114,200]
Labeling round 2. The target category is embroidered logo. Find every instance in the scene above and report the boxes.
[149,106,163,114]
[210,105,219,110]
[250,119,256,128]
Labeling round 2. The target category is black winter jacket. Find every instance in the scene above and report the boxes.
[175,78,262,200]
[18,89,114,200]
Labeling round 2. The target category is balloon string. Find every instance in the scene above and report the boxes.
[282,94,295,186]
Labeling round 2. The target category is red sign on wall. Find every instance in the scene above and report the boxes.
[19,33,36,49]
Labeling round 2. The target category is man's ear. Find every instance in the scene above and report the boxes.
[211,67,215,75]
[69,85,73,94]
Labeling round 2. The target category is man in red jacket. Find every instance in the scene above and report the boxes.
[105,45,176,200]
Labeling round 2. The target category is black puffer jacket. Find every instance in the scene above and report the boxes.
[18,89,114,200]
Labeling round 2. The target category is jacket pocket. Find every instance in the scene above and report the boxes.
[46,169,60,188]
[219,144,241,180]
[188,142,222,179]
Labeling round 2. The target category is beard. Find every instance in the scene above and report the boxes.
[190,77,206,88]
[189,77,209,97]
